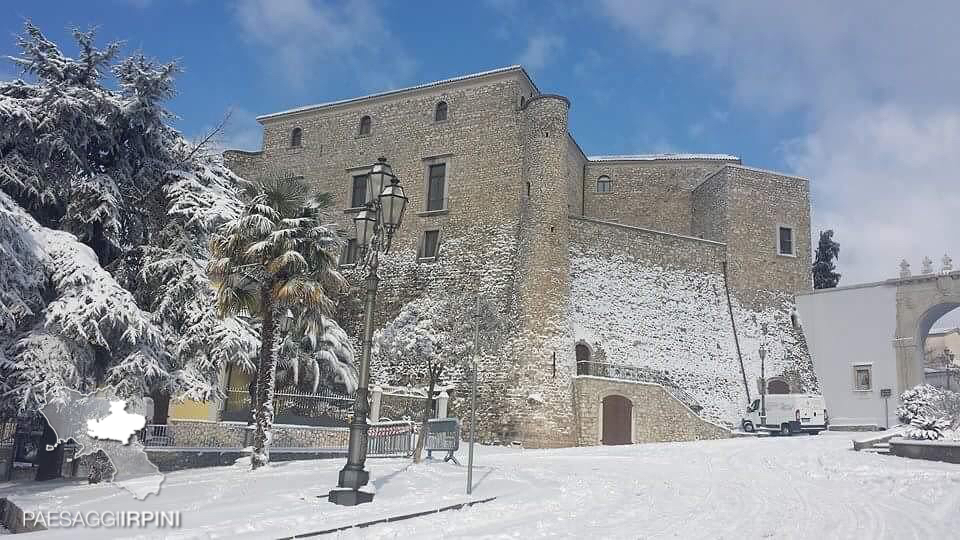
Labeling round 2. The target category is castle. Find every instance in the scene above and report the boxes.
[224,65,817,447]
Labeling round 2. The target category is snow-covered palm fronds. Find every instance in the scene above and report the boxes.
[277,314,357,394]
[897,384,960,429]
[907,415,951,441]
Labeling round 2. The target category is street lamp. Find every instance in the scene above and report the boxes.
[759,344,767,426]
[759,323,768,426]
[329,157,408,506]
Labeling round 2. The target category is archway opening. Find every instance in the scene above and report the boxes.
[601,395,632,445]
[767,379,790,394]
[919,303,960,391]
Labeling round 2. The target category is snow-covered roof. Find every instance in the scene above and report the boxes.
[257,65,531,122]
[588,153,740,162]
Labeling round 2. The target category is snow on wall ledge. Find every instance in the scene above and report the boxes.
[568,220,816,426]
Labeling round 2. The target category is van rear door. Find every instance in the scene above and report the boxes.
[800,395,826,426]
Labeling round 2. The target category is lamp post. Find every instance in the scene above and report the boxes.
[759,344,767,426]
[759,324,768,427]
[329,157,407,507]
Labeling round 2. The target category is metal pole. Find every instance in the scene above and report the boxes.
[330,244,379,506]
[760,348,766,425]
[884,396,889,429]
[467,295,479,495]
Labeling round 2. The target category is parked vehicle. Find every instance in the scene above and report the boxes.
[741,394,828,435]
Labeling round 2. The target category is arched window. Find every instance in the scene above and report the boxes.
[434,101,448,122]
[290,127,302,148]
[596,175,612,193]
[519,96,526,109]
[575,343,590,363]
[359,115,372,136]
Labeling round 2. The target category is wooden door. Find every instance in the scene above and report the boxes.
[601,395,632,445]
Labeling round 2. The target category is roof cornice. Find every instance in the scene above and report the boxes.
[256,65,538,123]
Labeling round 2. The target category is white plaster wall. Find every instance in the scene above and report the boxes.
[797,283,899,428]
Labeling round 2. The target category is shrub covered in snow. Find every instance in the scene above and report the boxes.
[897,384,960,429]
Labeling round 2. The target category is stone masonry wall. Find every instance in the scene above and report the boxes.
[224,71,539,446]
[567,217,817,425]
[573,377,731,444]
[690,168,727,243]
[164,420,349,449]
[222,67,816,448]
[721,165,812,309]
[582,159,737,236]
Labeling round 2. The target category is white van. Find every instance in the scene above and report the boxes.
[741,394,828,435]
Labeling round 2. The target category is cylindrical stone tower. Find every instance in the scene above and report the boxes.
[511,94,577,447]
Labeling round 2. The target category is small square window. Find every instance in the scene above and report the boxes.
[351,174,368,208]
[340,238,359,266]
[427,163,446,211]
[778,226,794,256]
[853,365,872,391]
[420,230,440,259]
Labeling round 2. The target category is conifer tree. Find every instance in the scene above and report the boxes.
[812,229,841,289]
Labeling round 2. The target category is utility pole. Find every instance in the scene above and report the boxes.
[467,295,480,495]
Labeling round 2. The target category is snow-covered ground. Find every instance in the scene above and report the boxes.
[2,433,959,539]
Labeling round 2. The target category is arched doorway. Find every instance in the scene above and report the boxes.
[601,395,632,445]
[767,378,790,394]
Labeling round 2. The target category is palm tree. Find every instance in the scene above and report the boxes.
[207,172,345,469]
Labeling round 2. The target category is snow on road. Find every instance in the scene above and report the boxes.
[2,432,959,539]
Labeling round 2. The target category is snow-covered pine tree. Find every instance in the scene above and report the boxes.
[812,229,841,289]
[1,23,267,417]
[207,173,346,469]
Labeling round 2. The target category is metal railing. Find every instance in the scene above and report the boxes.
[137,424,173,447]
[367,421,415,457]
[221,387,355,427]
[576,361,704,412]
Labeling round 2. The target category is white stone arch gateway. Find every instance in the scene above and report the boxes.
[895,273,960,392]
[798,266,960,429]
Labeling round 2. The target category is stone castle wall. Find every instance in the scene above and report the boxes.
[720,165,812,308]
[582,159,738,236]
[222,67,816,447]
[573,377,731,445]
[567,216,816,425]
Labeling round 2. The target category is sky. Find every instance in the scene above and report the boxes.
[2,0,959,323]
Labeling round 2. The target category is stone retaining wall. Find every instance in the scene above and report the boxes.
[163,420,351,449]
[889,437,960,464]
[574,376,731,445]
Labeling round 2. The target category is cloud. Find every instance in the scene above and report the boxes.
[233,0,415,91]
[599,0,960,290]
[517,33,564,71]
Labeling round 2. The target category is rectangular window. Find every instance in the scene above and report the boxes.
[420,230,440,259]
[853,364,872,391]
[778,226,794,256]
[340,239,358,266]
[427,163,446,211]
[351,174,368,208]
